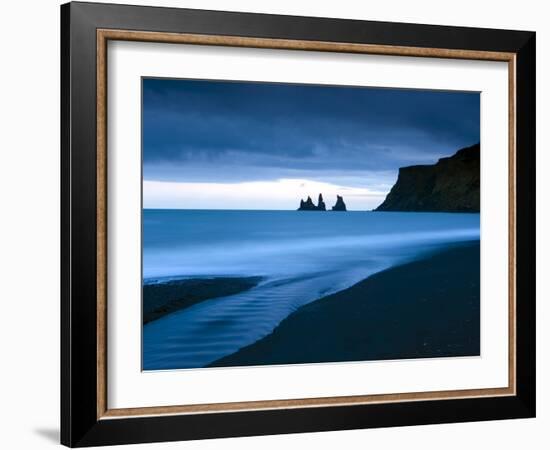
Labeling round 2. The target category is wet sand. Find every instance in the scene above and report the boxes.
[211,241,480,367]
[143,276,263,324]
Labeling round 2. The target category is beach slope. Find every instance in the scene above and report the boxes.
[211,242,480,367]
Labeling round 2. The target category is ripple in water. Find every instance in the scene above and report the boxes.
[142,210,480,370]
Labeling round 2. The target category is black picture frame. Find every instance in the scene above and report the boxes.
[61,1,536,447]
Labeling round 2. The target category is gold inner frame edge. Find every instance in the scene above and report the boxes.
[96,29,517,420]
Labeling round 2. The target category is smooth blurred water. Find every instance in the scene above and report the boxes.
[143,209,479,370]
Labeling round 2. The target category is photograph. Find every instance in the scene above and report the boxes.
[141,78,481,371]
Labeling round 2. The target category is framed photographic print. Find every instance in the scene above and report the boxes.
[60,1,536,447]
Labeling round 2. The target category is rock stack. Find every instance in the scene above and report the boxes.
[298,196,318,211]
[331,195,347,211]
[317,194,326,211]
[298,194,346,211]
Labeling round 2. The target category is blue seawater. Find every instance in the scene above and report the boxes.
[142,209,480,370]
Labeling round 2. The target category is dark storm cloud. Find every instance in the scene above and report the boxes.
[142,78,479,184]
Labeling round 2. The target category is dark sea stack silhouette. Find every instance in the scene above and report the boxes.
[331,195,347,211]
[297,194,327,211]
[298,196,316,210]
[375,143,480,212]
[317,194,326,211]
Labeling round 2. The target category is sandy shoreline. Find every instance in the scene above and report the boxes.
[143,276,263,324]
[211,241,480,367]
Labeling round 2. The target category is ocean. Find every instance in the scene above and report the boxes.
[142,209,480,370]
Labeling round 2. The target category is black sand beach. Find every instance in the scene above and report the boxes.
[210,241,480,367]
[143,276,262,324]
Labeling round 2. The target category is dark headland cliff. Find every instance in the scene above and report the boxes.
[375,143,480,213]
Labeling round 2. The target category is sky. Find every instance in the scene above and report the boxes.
[142,78,480,210]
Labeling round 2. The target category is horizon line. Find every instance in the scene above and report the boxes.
[142,207,371,212]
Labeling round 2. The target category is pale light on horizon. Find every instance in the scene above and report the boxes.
[143,178,387,211]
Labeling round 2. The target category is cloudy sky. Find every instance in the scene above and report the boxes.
[142,78,479,210]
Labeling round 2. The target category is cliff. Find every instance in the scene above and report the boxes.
[375,143,480,213]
